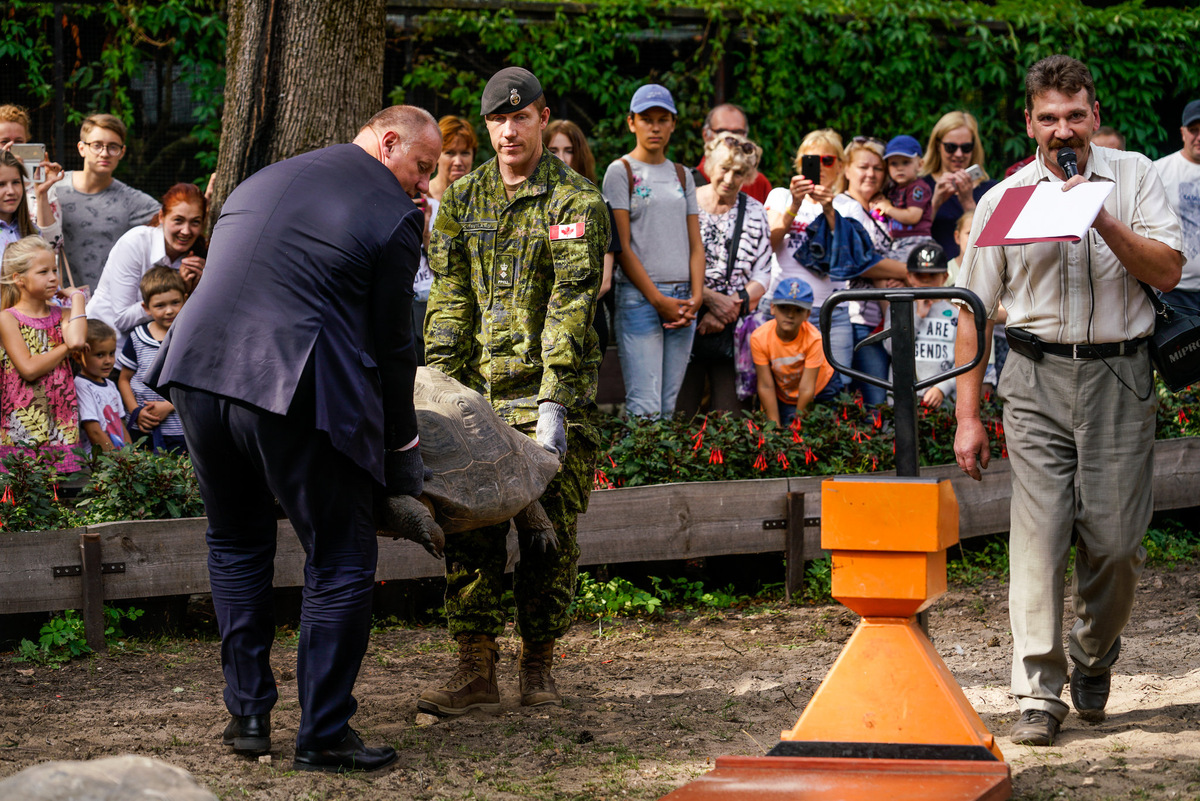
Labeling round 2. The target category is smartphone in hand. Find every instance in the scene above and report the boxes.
[801,154,821,185]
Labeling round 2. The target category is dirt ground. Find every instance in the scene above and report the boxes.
[4,564,1200,801]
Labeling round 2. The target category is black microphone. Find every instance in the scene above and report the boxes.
[1057,147,1078,179]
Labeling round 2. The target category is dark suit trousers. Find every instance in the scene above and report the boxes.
[171,386,378,750]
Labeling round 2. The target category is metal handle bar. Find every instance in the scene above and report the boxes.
[818,287,988,393]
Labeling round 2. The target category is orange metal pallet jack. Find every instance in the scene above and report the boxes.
[662,287,1011,801]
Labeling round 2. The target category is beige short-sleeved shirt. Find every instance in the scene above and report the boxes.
[956,145,1183,344]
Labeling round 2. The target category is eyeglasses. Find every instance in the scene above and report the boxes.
[721,136,756,154]
[712,127,748,137]
[81,141,125,156]
[941,141,975,155]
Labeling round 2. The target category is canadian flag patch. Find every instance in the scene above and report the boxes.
[549,222,585,241]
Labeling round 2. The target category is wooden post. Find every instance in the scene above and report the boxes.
[784,492,805,603]
[80,532,106,653]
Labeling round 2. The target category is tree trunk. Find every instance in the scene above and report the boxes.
[209,0,386,226]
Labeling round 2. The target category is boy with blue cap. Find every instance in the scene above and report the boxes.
[750,277,838,425]
[874,134,937,261]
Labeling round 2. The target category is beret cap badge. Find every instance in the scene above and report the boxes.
[509,88,520,106]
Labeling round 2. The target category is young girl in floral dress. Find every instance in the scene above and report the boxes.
[0,236,88,472]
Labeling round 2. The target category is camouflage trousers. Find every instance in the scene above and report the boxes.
[444,423,598,642]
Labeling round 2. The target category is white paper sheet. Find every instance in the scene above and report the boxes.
[1004,181,1114,242]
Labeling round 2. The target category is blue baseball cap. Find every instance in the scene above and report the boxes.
[883,134,923,160]
[771,278,814,309]
[630,84,678,115]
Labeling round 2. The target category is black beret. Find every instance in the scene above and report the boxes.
[481,67,543,116]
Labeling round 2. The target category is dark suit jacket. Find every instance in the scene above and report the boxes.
[149,144,422,484]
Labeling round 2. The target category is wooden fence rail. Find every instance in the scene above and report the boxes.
[2,438,1198,621]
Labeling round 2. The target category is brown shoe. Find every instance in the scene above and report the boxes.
[519,640,562,707]
[417,634,500,716]
[1009,709,1060,746]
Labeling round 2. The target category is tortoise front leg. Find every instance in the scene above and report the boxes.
[377,495,446,559]
[514,500,558,554]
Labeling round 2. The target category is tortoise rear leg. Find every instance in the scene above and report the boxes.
[377,495,446,559]
[514,501,558,555]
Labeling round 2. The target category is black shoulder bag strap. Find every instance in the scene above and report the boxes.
[722,193,748,291]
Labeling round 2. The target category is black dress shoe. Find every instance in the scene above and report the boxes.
[1071,665,1111,722]
[222,713,271,755]
[293,727,398,773]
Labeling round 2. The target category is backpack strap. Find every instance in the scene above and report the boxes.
[620,157,634,200]
[620,157,689,197]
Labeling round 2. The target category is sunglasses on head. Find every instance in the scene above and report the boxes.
[721,136,756,154]
[941,141,975,155]
[852,135,886,147]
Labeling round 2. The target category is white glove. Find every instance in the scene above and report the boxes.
[535,401,568,459]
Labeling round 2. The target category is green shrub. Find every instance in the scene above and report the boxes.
[0,444,80,533]
[75,446,205,524]
[14,606,144,667]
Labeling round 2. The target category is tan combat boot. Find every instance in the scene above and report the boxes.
[519,640,562,707]
[417,634,500,716]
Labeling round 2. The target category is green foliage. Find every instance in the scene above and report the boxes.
[399,0,1200,179]
[2,1,227,173]
[1144,519,1200,567]
[594,394,1007,488]
[0,444,79,533]
[649,575,744,609]
[14,605,144,667]
[802,556,833,603]
[572,572,752,619]
[75,446,205,524]
[595,379,1200,489]
[946,537,1010,585]
[573,572,664,618]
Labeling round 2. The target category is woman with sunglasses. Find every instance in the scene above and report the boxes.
[919,111,997,260]
[766,130,903,389]
[677,133,771,418]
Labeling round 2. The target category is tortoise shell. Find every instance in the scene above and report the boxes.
[414,367,560,533]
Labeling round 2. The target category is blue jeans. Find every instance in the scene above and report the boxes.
[616,281,696,418]
[818,303,853,390]
[851,322,890,406]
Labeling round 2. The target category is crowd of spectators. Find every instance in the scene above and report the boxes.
[1,86,1196,472]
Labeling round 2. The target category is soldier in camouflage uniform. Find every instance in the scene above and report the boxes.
[417,67,610,716]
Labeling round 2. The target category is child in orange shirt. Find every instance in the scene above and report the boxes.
[751,277,839,425]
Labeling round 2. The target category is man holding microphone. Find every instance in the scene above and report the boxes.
[953,55,1183,746]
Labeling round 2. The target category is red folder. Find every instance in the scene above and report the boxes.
[975,185,1082,247]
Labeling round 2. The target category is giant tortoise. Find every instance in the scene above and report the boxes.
[377,367,561,558]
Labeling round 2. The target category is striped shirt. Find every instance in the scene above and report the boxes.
[117,323,184,437]
[957,145,1183,344]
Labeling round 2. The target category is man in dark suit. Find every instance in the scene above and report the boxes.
[149,105,443,773]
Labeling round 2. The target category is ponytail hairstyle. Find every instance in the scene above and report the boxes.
[0,150,36,238]
[1,235,53,309]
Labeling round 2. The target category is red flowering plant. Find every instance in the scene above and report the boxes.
[596,377,1200,489]
[595,392,1008,488]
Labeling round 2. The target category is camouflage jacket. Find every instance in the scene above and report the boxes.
[425,152,610,428]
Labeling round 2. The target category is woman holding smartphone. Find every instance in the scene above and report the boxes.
[602,84,704,419]
[919,111,997,259]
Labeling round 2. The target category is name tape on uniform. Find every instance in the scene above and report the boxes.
[549,222,586,241]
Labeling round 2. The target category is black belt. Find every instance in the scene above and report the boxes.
[1040,338,1147,359]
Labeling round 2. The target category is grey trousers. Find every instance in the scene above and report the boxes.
[1000,347,1155,722]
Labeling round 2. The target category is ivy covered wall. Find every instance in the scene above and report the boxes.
[393,0,1200,181]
